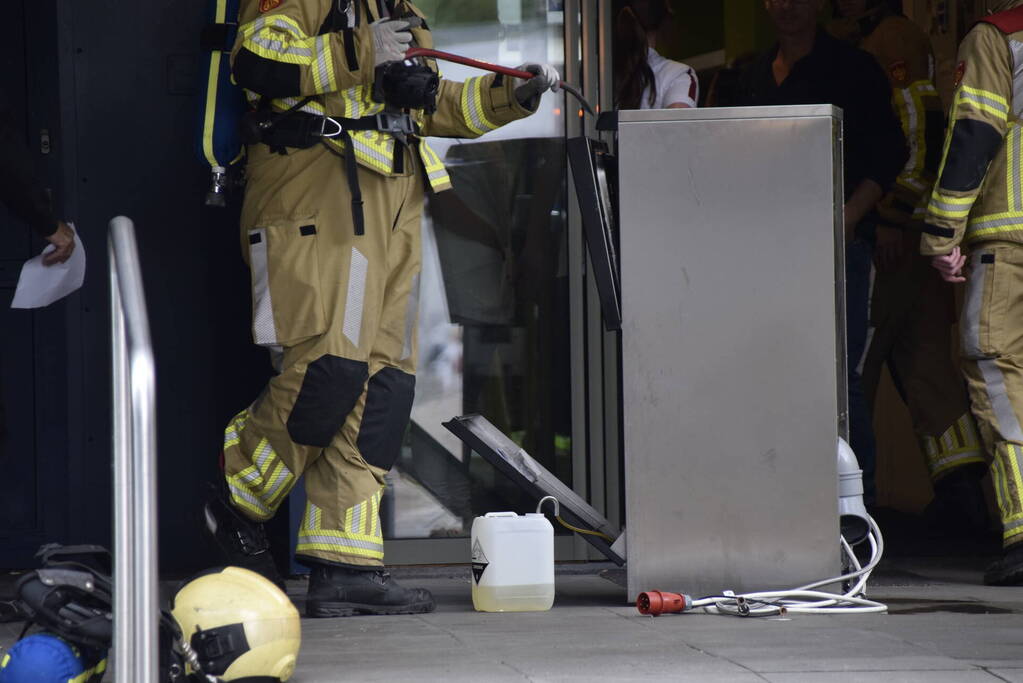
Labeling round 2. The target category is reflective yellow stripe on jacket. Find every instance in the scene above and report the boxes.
[239,14,339,94]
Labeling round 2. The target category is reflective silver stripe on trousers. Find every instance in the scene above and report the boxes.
[249,228,277,346]
[962,253,989,358]
[979,359,1023,443]
[296,534,384,552]
[401,273,420,361]
[344,247,368,348]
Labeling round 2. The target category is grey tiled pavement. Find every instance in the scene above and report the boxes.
[0,554,1020,681]
[281,556,1023,683]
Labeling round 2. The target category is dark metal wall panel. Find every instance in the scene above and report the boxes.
[0,0,73,568]
[63,0,271,572]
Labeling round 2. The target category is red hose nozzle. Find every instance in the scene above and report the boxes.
[637,591,692,616]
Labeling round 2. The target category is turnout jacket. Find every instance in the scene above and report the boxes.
[231,0,534,192]
[922,6,1023,253]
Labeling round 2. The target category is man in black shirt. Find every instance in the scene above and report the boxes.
[735,0,907,503]
[0,95,74,264]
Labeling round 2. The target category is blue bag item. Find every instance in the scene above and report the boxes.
[198,0,247,206]
[0,633,107,683]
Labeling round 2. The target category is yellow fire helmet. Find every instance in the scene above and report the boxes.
[171,566,301,682]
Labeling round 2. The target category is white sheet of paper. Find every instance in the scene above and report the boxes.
[10,230,86,309]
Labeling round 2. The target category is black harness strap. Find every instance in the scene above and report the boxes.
[338,132,365,235]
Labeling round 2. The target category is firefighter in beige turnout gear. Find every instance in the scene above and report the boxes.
[923,0,1023,585]
[202,0,559,615]
[830,0,988,527]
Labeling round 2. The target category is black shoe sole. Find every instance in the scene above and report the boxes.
[984,564,1023,586]
[305,597,436,618]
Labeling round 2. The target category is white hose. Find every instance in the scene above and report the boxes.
[692,515,887,616]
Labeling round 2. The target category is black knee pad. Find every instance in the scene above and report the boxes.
[357,367,416,471]
[287,355,369,447]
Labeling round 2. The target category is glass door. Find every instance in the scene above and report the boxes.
[384,0,577,562]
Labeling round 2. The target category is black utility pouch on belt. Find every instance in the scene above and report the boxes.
[372,62,439,114]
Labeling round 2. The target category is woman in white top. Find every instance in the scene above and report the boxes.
[614,0,699,110]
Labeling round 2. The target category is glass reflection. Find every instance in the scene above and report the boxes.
[384,0,571,540]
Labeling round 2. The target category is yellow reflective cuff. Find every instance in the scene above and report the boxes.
[461,76,498,136]
[929,189,976,219]
[932,193,975,205]
[930,206,972,219]
[957,85,1009,120]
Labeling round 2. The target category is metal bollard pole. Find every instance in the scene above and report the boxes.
[109,216,159,682]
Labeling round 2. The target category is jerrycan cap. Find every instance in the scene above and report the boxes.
[484,512,518,518]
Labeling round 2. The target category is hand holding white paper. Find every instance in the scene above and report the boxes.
[11,227,86,309]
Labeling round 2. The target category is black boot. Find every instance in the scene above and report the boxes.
[201,482,285,592]
[305,564,435,617]
[984,544,1023,586]
[923,464,991,539]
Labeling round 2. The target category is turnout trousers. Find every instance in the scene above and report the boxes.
[223,141,424,568]
[861,246,985,487]
[957,242,1023,549]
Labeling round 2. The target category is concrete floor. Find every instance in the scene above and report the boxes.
[280,554,1023,683]
[1,517,1021,682]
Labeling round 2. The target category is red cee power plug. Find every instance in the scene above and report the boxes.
[636,591,693,616]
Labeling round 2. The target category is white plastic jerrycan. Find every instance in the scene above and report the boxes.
[471,510,554,612]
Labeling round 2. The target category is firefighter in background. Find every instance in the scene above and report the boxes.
[923,0,1023,586]
[202,0,560,615]
[829,0,989,531]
